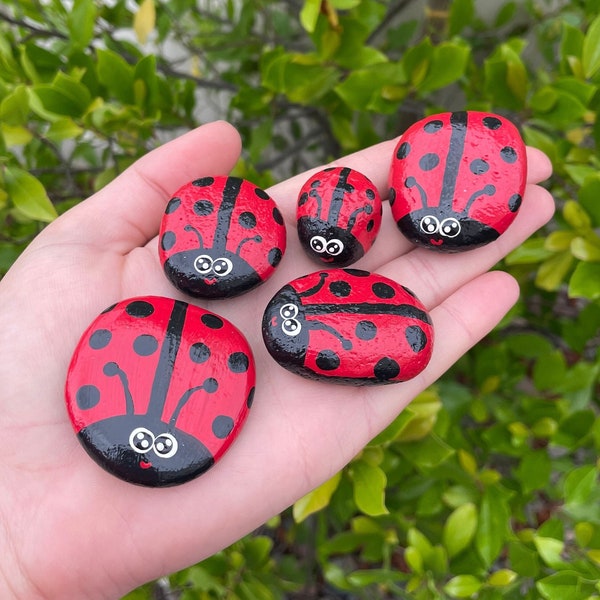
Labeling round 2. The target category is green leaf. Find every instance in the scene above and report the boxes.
[506,237,554,265]
[293,471,341,523]
[476,486,511,567]
[32,72,91,118]
[45,118,84,142]
[579,175,600,225]
[67,0,97,50]
[583,14,600,78]
[443,502,478,558]
[443,575,482,598]
[134,0,156,45]
[532,350,567,391]
[569,262,600,300]
[564,465,598,506]
[4,166,58,222]
[515,450,552,494]
[350,460,388,516]
[448,0,474,36]
[300,0,322,33]
[397,434,455,469]
[418,42,470,94]
[534,536,567,569]
[487,569,517,587]
[0,85,30,126]
[97,49,135,104]
[535,251,575,291]
[484,41,528,109]
[537,571,597,600]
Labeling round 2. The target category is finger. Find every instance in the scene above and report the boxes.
[374,183,555,306]
[46,121,242,253]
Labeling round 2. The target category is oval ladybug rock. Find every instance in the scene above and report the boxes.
[159,176,286,298]
[65,296,255,487]
[296,167,382,267]
[262,269,434,385]
[389,111,527,252]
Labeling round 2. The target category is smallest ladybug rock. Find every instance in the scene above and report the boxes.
[296,167,382,267]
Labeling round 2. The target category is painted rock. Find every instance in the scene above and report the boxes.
[159,176,286,298]
[389,111,527,252]
[262,269,434,385]
[296,166,382,266]
[65,296,255,487]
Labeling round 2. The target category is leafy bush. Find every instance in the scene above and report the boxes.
[1,0,599,598]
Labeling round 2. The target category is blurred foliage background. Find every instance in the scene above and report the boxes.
[1,0,600,598]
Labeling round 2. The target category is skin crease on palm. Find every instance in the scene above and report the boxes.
[0,121,554,599]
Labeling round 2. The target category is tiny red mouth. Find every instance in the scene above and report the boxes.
[270,316,278,327]
[430,239,444,246]
[321,257,334,263]
[140,460,153,469]
[203,278,216,285]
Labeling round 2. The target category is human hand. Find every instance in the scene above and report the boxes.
[0,120,554,599]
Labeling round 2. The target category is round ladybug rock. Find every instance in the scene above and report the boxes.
[159,176,286,298]
[297,166,382,267]
[262,269,434,385]
[389,111,527,252]
[65,296,256,487]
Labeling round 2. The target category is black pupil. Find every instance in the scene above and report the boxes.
[154,436,173,455]
[132,431,152,451]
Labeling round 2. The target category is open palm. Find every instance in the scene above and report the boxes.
[0,121,554,599]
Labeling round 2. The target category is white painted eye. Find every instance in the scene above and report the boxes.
[326,239,344,256]
[194,254,213,275]
[280,303,298,319]
[129,427,155,454]
[282,318,301,336]
[310,236,327,253]
[420,215,440,235]
[212,257,233,277]
[153,433,178,458]
[440,218,461,238]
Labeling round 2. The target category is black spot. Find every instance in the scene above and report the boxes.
[501,146,517,163]
[161,231,176,251]
[374,357,400,380]
[203,377,219,393]
[298,192,309,207]
[389,188,396,205]
[405,325,427,352]
[419,153,440,171]
[329,280,351,297]
[76,385,100,409]
[268,247,283,267]
[316,350,341,371]
[483,116,502,130]
[247,387,255,408]
[366,188,375,200]
[89,329,112,350]
[405,176,417,188]
[424,119,443,133]
[273,207,284,225]
[344,268,369,277]
[133,334,158,356]
[190,342,211,363]
[483,184,496,196]
[228,351,249,373]
[212,415,234,439]
[193,176,215,187]
[201,313,223,329]
[366,219,375,232]
[193,199,214,216]
[372,282,396,299]
[470,159,489,175]
[239,211,257,229]
[397,141,411,159]
[255,188,270,200]
[356,320,377,341]
[126,300,154,318]
[165,197,181,214]
[508,193,522,212]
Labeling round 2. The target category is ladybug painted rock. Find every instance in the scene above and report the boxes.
[262,269,434,385]
[65,296,255,487]
[389,111,527,252]
[159,176,287,298]
[296,166,382,266]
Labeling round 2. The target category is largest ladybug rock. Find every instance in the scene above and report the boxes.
[65,296,255,487]
[159,176,287,298]
[389,111,527,252]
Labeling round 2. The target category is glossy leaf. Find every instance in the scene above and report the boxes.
[443,502,478,558]
[350,460,388,516]
[476,486,511,567]
[4,166,58,222]
[134,0,156,45]
[583,14,600,77]
[443,575,482,598]
[293,471,341,523]
[569,262,600,299]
